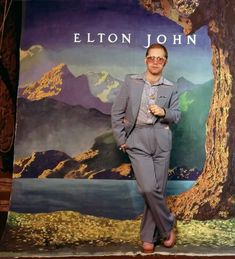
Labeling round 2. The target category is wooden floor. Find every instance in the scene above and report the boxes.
[0,255,235,259]
[1,245,235,259]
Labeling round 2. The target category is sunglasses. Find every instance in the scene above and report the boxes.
[146,56,167,64]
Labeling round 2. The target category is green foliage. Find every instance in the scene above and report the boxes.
[170,80,213,169]
[179,92,195,112]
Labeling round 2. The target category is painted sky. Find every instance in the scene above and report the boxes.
[21,0,213,83]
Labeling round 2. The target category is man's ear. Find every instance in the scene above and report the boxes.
[144,58,147,65]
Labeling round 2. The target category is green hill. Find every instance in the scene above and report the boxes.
[170,80,213,169]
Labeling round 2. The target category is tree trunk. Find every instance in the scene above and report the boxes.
[140,0,235,220]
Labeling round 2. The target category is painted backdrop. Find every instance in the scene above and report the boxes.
[2,0,233,256]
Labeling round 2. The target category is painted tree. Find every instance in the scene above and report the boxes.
[140,0,235,220]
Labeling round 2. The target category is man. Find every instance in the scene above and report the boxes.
[111,43,181,253]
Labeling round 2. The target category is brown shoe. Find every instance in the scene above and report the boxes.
[163,230,176,248]
[142,242,154,253]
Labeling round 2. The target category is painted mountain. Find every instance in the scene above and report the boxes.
[14,150,71,178]
[19,45,203,105]
[86,73,203,103]
[14,132,200,180]
[15,79,213,170]
[15,53,213,172]
[176,76,197,92]
[14,132,134,180]
[18,63,112,114]
[86,71,122,103]
[14,98,111,158]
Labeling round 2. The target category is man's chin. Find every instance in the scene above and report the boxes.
[150,71,161,76]
[149,68,162,74]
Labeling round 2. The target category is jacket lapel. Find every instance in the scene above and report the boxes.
[131,79,145,120]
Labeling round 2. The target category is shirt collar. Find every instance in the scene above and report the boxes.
[130,73,173,86]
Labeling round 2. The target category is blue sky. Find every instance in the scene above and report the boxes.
[21,0,213,83]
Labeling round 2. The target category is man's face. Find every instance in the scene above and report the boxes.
[145,48,167,76]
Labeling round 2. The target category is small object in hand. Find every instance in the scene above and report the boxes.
[119,144,126,152]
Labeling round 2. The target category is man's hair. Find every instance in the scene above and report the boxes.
[145,43,168,59]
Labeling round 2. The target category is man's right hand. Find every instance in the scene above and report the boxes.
[119,144,126,152]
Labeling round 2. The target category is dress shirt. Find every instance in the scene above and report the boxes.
[136,74,165,125]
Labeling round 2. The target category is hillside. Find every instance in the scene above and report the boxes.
[14,98,111,158]
[170,79,213,169]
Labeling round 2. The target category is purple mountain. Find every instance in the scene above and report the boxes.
[19,63,112,115]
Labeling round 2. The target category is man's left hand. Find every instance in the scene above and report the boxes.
[149,104,165,117]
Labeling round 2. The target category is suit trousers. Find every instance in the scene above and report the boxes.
[126,124,174,243]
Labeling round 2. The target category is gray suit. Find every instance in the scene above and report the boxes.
[111,74,181,243]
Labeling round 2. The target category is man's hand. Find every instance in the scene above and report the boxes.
[119,143,126,152]
[149,104,165,117]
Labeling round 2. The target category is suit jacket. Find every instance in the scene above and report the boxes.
[111,74,181,151]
